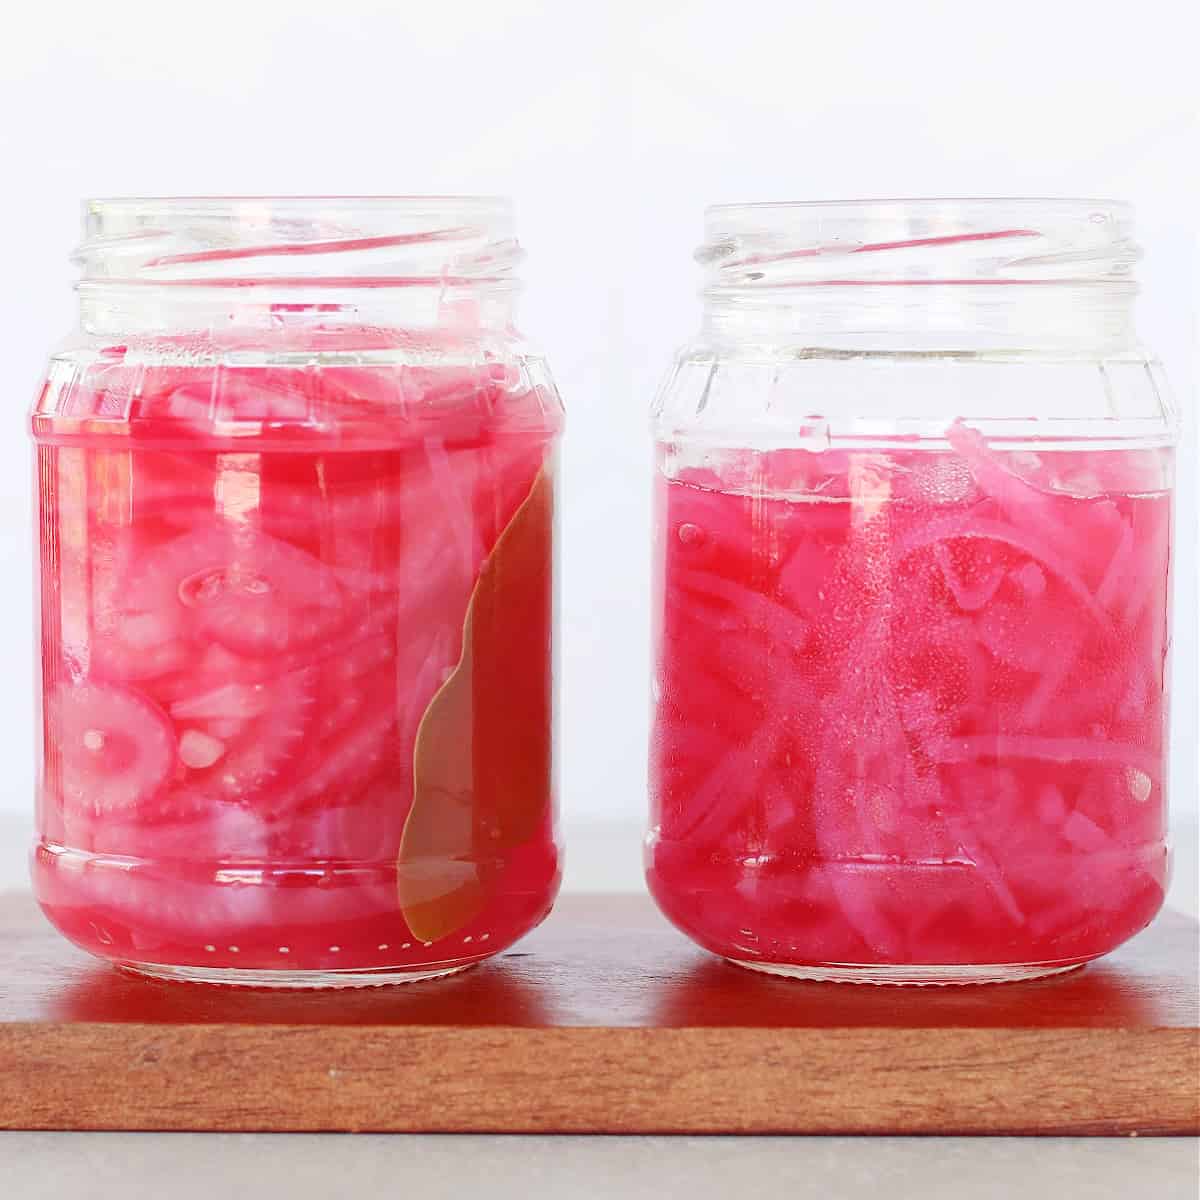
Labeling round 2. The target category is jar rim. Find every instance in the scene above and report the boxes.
[86,195,513,218]
[705,197,1132,220]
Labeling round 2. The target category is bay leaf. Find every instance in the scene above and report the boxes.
[397,467,554,942]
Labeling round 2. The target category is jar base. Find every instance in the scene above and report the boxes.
[726,958,1088,986]
[118,960,478,989]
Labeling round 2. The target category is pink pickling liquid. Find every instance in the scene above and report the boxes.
[648,424,1171,974]
[32,331,561,978]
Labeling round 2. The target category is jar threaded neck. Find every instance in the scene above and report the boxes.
[74,197,522,335]
[699,198,1140,351]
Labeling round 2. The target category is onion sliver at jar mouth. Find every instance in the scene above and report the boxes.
[648,423,1171,973]
[34,335,562,979]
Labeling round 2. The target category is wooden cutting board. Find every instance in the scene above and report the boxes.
[0,891,1195,1135]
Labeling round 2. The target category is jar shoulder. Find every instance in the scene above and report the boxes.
[31,326,564,443]
[652,341,1176,447]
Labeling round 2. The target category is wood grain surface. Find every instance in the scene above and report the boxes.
[1,892,1196,1134]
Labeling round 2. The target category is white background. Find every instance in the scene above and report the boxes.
[0,0,1195,853]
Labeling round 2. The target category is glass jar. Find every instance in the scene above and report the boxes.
[647,199,1176,985]
[32,196,564,987]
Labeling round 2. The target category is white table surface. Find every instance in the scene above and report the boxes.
[1,814,1197,1197]
[0,1132,1196,1199]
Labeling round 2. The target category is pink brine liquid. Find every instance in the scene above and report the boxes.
[33,331,561,983]
[649,423,1171,981]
